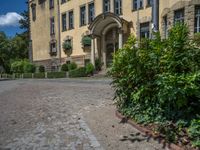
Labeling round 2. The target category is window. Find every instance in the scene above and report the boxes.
[174,9,184,24]
[195,6,200,33]
[50,42,57,53]
[103,0,110,13]
[50,17,55,35]
[38,0,45,5]
[140,22,150,39]
[147,0,152,7]
[80,5,86,26]
[61,0,66,4]
[163,16,168,38]
[114,0,122,15]
[31,4,36,21]
[62,13,67,31]
[68,10,74,29]
[133,0,137,10]
[49,0,54,9]
[132,0,143,10]
[88,2,95,23]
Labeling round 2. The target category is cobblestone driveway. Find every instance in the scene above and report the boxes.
[0,79,166,150]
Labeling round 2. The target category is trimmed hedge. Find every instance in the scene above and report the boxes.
[69,67,87,78]
[47,72,66,78]
[23,73,33,78]
[14,73,21,78]
[34,73,45,78]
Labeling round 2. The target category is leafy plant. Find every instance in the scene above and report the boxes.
[38,65,45,73]
[82,36,91,47]
[68,62,77,71]
[61,63,68,72]
[86,63,94,75]
[69,67,87,78]
[95,58,103,71]
[109,24,200,148]
[188,117,200,147]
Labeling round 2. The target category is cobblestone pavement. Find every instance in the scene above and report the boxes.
[0,79,166,150]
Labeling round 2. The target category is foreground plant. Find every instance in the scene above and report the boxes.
[109,24,200,148]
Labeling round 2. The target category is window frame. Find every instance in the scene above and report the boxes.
[140,22,150,39]
[103,0,110,13]
[195,6,200,33]
[68,10,74,30]
[61,13,67,31]
[114,0,122,15]
[31,3,36,21]
[174,8,185,25]
[88,2,95,24]
[50,17,55,35]
[49,0,54,9]
[163,15,168,38]
[80,5,86,26]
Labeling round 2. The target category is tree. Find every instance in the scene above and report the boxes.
[0,32,12,73]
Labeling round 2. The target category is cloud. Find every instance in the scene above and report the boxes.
[0,12,23,27]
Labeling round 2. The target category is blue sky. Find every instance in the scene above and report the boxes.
[0,0,27,37]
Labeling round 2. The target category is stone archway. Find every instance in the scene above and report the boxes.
[88,12,129,68]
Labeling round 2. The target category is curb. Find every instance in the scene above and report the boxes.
[115,111,184,150]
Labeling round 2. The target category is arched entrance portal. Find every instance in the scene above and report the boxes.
[88,13,129,68]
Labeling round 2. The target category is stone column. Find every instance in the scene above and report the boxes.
[102,35,107,68]
[91,37,95,66]
[118,29,123,49]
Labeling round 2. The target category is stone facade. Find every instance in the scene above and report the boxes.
[29,0,200,70]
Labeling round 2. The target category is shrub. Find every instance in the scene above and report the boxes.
[188,117,200,147]
[82,36,91,47]
[86,63,95,75]
[38,65,45,73]
[23,73,33,78]
[34,73,45,78]
[95,58,103,71]
[61,64,68,72]
[23,62,36,73]
[11,60,24,73]
[11,60,35,73]
[47,72,66,78]
[69,67,87,78]
[109,24,200,148]
[193,33,200,46]
[68,62,77,71]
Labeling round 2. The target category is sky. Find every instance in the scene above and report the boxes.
[0,0,27,37]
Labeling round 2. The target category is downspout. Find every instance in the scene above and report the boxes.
[57,0,62,64]
[152,0,159,33]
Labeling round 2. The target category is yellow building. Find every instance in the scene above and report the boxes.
[29,0,200,71]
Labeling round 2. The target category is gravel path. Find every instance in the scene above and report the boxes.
[0,79,166,150]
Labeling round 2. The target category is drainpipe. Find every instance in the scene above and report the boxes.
[57,0,62,65]
[152,0,159,33]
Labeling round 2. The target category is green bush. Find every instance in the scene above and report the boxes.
[69,67,87,78]
[193,33,200,46]
[23,62,36,73]
[61,64,68,72]
[109,24,200,148]
[68,62,77,71]
[14,73,21,78]
[188,117,200,147]
[47,72,66,78]
[38,65,45,73]
[23,73,32,78]
[11,60,35,73]
[95,58,103,71]
[86,63,94,75]
[11,60,24,73]
[34,73,45,78]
